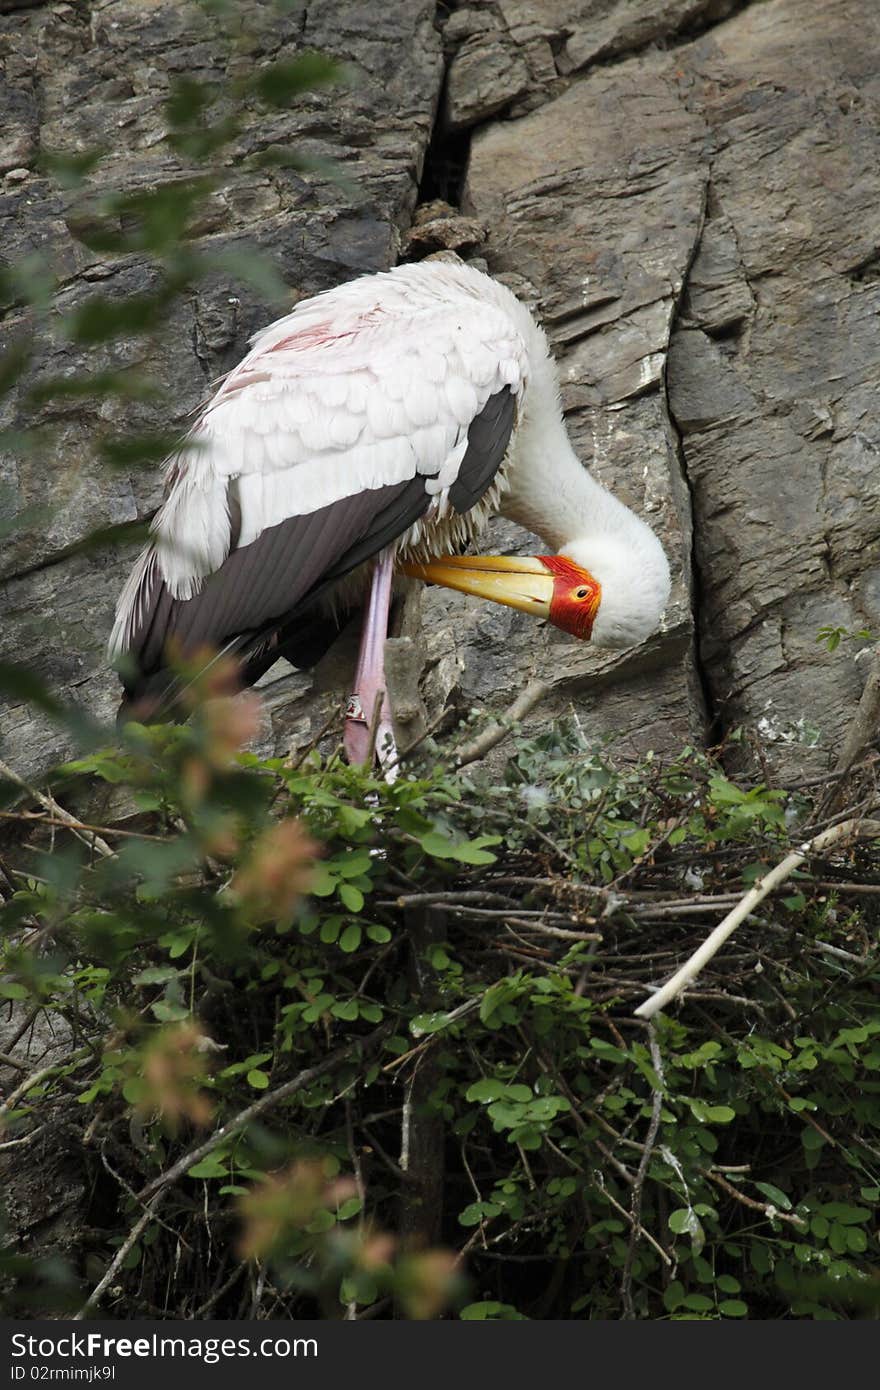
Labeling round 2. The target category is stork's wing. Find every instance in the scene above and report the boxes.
[110,265,527,699]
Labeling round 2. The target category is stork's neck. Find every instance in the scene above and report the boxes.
[503,376,635,554]
[503,360,672,649]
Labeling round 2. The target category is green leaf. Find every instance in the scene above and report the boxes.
[0,660,64,717]
[187,1156,228,1179]
[681,1293,713,1312]
[0,982,28,1000]
[466,1079,510,1103]
[669,1208,704,1254]
[251,53,341,107]
[801,1127,826,1151]
[131,966,180,986]
[818,1203,870,1225]
[715,1275,741,1294]
[479,977,523,1029]
[246,1069,270,1090]
[668,1209,691,1235]
[319,916,342,944]
[418,831,459,859]
[753,1182,791,1211]
[336,1196,363,1222]
[151,1001,189,1022]
[719,1300,748,1318]
[339,923,362,953]
[307,1208,336,1234]
[40,147,106,189]
[451,841,498,866]
[663,1281,685,1312]
[333,850,373,879]
[309,863,338,897]
[411,1011,454,1036]
[691,1102,735,1123]
[338,883,364,913]
[206,248,289,304]
[459,1301,525,1321]
[366,924,392,944]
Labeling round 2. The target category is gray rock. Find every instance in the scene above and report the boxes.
[3,0,880,790]
[460,61,706,756]
[444,35,531,131]
[0,0,442,778]
[457,0,880,778]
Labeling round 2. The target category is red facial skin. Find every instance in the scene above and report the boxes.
[538,555,602,639]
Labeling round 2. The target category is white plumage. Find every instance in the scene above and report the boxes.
[111,258,671,743]
[111,261,537,652]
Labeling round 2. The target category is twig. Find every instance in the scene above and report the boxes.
[0,811,165,842]
[136,1025,390,1202]
[0,1049,92,1119]
[702,1169,807,1229]
[284,702,345,773]
[0,1008,40,1057]
[507,920,601,943]
[454,679,551,769]
[73,1198,164,1320]
[0,1122,49,1151]
[629,898,742,918]
[597,1175,673,1268]
[620,1026,665,1318]
[634,818,880,1019]
[379,890,517,909]
[192,1262,247,1319]
[0,1050,28,1073]
[344,1099,365,1320]
[359,1123,414,1184]
[381,705,456,776]
[810,878,880,895]
[0,758,115,859]
[817,647,880,817]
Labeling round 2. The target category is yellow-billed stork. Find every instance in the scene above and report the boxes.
[110,259,671,766]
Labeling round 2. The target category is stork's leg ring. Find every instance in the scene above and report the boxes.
[344,550,399,780]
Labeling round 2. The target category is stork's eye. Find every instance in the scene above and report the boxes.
[576,587,588,599]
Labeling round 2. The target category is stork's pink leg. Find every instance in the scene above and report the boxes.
[344,550,398,778]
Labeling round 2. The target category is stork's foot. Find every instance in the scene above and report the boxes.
[344,688,398,782]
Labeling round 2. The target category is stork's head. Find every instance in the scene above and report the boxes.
[558,530,672,648]
[401,528,670,650]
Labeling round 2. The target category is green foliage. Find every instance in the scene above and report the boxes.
[2,716,880,1320]
[2,0,879,1323]
[816,624,875,654]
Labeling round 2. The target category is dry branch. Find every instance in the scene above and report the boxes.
[0,758,115,859]
[454,679,551,768]
[635,817,880,1019]
[135,1025,390,1203]
[620,1025,665,1318]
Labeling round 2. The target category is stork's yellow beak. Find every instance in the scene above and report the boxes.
[399,554,554,619]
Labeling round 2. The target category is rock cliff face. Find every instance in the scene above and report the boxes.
[2,0,879,782]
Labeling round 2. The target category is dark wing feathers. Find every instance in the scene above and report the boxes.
[449,387,516,514]
[120,387,515,711]
[121,478,428,705]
